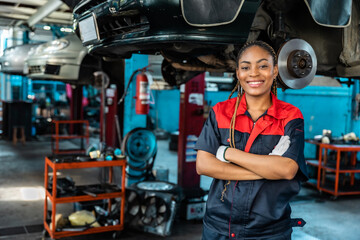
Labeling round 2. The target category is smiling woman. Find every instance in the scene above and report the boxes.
[195,40,308,240]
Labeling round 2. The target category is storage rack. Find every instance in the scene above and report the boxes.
[51,120,89,155]
[43,156,126,239]
[306,140,360,198]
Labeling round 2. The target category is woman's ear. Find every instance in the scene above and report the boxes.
[273,64,279,79]
[236,68,240,80]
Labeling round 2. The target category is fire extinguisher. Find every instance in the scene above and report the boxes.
[135,73,150,114]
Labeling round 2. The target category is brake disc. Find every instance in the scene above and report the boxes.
[277,39,317,89]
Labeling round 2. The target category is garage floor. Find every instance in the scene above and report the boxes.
[0,137,359,240]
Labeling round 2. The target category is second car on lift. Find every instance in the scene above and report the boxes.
[25,33,101,85]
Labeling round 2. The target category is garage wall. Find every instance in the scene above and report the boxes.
[149,89,180,133]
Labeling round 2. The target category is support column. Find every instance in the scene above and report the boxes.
[123,54,148,136]
[177,73,205,188]
[69,85,83,134]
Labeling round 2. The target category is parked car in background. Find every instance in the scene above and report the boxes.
[25,33,101,85]
[0,43,40,75]
[72,0,360,89]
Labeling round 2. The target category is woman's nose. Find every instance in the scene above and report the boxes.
[249,67,259,76]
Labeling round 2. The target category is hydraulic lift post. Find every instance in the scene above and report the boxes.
[177,73,206,188]
[100,85,118,148]
[69,85,83,134]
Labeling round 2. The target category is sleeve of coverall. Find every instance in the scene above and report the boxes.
[282,117,309,181]
[194,108,221,156]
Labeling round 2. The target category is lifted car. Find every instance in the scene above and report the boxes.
[25,33,101,85]
[0,43,40,75]
[72,0,360,88]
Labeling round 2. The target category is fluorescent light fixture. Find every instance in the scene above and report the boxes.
[60,27,73,33]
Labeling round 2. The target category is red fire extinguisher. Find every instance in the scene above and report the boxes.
[135,73,150,114]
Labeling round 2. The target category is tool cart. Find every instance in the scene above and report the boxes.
[51,120,90,155]
[43,155,126,239]
[306,140,360,198]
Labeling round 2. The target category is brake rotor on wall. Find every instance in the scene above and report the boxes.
[277,39,317,89]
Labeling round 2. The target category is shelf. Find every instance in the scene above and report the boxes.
[52,149,86,155]
[52,135,89,139]
[307,178,360,196]
[46,189,124,203]
[44,222,124,239]
[306,159,319,167]
[46,157,126,169]
[306,160,360,173]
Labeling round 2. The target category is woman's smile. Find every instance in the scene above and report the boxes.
[246,80,265,87]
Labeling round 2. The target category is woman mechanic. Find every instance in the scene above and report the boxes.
[195,41,308,240]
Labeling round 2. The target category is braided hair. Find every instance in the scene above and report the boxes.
[220,40,278,202]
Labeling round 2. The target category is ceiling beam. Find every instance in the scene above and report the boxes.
[0,13,72,25]
[26,0,64,27]
[0,0,69,10]
[0,0,47,7]
[0,5,72,20]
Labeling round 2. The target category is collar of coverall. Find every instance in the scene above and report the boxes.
[236,92,288,119]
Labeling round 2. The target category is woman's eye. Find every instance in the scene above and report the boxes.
[241,66,249,70]
[259,65,268,69]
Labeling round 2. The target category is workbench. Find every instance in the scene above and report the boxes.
[306,140,360,198]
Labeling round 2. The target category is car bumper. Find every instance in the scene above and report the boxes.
[25,57,81,81]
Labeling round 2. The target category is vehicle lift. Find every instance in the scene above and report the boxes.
[178,73,207,220]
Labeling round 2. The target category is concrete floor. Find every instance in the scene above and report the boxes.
[0,136,360,240]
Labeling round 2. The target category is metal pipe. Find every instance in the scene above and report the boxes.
[27,0,63,27]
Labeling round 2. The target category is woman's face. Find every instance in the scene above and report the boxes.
[236,45,278,98]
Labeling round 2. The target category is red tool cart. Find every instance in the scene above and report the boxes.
[306,140,360,198]
[51,120,89,155]
[43,156,126,239]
